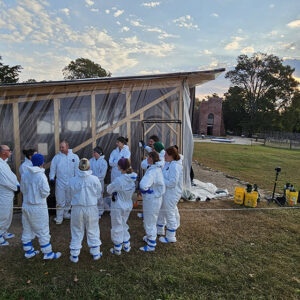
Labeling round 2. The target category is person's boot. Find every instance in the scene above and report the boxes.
[159,228,177,243]
[122,240,131,252]
[110,243,122,255]
[157,224,165,236]
[23,241,39,258]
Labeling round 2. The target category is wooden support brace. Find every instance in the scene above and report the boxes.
[54,98,60,154]
[91,93,96,148]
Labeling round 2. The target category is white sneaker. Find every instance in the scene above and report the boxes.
[3,232,15,239]
[0,240,9,246]
[110,248,121,256]
[25,250,40,259]
[70,255,79,263]
[53,217,62,225]
[139,245,155,252]
[93,252,103,260]
[44,252,61,260]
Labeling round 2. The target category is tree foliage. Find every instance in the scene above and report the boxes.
[0,56,22,84]
[224,53,299,134]
[62,58,111,80]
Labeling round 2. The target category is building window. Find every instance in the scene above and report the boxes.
[207,113,214,125]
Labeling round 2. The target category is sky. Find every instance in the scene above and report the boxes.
[0,0,300,99]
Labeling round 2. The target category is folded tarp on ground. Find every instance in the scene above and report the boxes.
[182,179,229,201]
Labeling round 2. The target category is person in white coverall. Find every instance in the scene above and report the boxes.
[20,153,61,259]
[89,146,108,217]
[157,147,183,243]
[107,158,137,255]
[139,134,160,153]
[109,136,131,182]
[19,149,36,177]
[0,145,19,246]
[68,158,102,263]
[50,141,79,224]
[139,151,165,252]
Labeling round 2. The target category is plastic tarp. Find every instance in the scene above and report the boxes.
[0,80,193,190]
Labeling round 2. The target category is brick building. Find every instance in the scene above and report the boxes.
[193,97,225,136]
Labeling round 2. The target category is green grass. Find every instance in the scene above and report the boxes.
[193,143,300,191]
[0,143,299,299]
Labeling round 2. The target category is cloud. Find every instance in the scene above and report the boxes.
[138,69,162,75]
[211,13,219,18]
[173,15,199,30]
[85,0,94,7]
[269,4,275,8]
[146,26,178,39]
[105,9,110,14]
[130,19,144,27]
[225,36,244,50]
[90,8,99,12]
[121,26,130,32]
[241,46,254,54]
[141,2,161,8]
[114,10,124,17]
[287,19,300,28]
[60,8,70,16]
[204,49,212,55]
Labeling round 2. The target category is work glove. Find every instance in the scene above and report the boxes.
[139,140,145,148]
[112,192,117,202]
[14,185,20,196]
[49,179,55,188]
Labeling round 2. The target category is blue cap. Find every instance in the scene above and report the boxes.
[31,153,44,167]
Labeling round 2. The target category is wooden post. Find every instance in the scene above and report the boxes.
[13,102,21,179]
[170,102,174,145]
[54,98,60,154]
[91,93,96,148]
[177,86,183,153]
[13,102,21,205]
[161,104,165,144]
[126,91,131,149]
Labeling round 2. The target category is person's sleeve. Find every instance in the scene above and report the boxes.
[49,156,57,180]
[98,160,108,181]
[141,158,148,170]
[107,179,120,194]
[164,164,179,188]
[140,170,154,191]
[109,150,118,167]
[95,178,102,195]
[124,149,131,159]
[144,146,152,153]
[40,175,50,199]
[20,175,27,194]
[0,169,18,191]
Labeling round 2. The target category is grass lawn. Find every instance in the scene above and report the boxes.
[193,143,300,191]
[0,143,299,299]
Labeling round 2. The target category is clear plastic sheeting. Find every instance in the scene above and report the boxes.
[0,70,225,201]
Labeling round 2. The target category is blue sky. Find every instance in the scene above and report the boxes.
[0,0,299,98]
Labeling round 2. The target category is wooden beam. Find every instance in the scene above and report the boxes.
[91,93,96,148]
[0,79,182,102]
[161,104,165,144]
[126,91,131,149]
[72,87,179,154]
[144,123,156,135]
[54,98,60,154]
[178,85,183,152]
[167,123,177,134]
[170,101,174,144]
[13,102,21,205]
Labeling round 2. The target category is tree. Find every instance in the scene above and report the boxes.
[280,91,300,132]
[0,56,22,84]
[224,53,299,134]
[62,58,111,80]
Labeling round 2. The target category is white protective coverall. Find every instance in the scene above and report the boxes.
[107,172,137,254]
[139,162,165,249]
[141,150,165,170]
[49,149,79,222]
[21,166,60,259]
[109,145,131,182]
[157,154,183,235]
[157,160,183,242]
[89,155,108,216]
[69,169,102,261]
[0,158,19,245]
[19,157,33,177]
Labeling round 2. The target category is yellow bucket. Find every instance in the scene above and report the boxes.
[286,190,298,206]
[234,187,245,205]
[244,191,258,208]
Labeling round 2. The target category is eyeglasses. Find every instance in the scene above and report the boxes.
[2,149,11,152]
